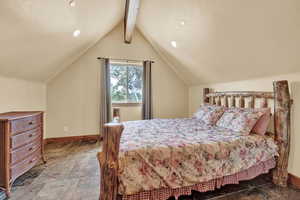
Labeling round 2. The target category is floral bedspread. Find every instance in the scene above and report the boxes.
[118,118,278,195]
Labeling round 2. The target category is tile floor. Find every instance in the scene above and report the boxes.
[1,140,299,200]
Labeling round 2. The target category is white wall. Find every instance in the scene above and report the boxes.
[46,23,188,139]
[0,75,46,113]
[189,72,300,177]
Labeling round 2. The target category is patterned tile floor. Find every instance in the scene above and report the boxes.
[1,140,300,200]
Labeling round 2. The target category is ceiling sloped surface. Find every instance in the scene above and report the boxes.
[1,0,300,85]
[0,0,123,82]
[137,0,300,85]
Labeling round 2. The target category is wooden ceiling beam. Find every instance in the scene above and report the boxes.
[124,0,140,44]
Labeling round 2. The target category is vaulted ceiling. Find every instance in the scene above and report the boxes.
[1,0,300,85]
[0,0,123,81]
[138,0,300,85]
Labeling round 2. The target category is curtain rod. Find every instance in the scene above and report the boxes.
[97,57,155,63]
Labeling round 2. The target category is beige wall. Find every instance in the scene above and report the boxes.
[113,106,142,122]
[46,23,188,139]
[189,72,300,177]
[0,75,46,113]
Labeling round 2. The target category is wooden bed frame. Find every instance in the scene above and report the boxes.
[98,80,292,200]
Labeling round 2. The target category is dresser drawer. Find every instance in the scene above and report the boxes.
[11,127,41,149]
[11,138,41,165]
[11,114,42,135]
[11,149,41,181]
[0,111,44,197]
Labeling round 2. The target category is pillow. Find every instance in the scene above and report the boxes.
[251,108,271,135]
[194,105,227,125]
[216,107,265,134]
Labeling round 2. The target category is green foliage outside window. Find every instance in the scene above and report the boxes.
[110,64,143,103]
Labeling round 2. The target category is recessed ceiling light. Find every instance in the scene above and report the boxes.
[180,21,185,26]
[73,30,81,37]
[69,0,76,7]
[171,41,177,48]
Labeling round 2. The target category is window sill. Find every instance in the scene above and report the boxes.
[112,102,142,107]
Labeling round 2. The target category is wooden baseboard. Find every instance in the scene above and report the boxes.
[289,173,300,189]
[44,134,102,145]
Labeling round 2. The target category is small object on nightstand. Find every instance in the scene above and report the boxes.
[112,117,120,123]
[112,107,121,122]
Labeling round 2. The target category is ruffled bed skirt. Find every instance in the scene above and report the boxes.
[121,158,276,200]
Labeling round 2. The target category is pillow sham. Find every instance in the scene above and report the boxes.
[251,108,271,135]
[216,107,265,134]
[194,105,227,125]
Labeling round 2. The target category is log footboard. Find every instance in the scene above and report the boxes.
[98,123,123,200]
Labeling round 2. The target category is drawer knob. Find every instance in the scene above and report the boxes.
[28,134,33,137]
[29,160,33,163]
[29,122,33,125]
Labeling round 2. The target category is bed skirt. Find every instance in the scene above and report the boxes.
[121,158,276,200]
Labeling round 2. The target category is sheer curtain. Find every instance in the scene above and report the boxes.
[142,60,153,120]
[100,58,112,135]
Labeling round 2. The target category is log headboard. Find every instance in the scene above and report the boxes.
[203,80,292,187]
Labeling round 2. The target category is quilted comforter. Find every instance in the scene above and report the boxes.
[118,118,278,195]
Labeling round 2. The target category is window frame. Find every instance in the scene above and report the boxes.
[109,62,143,106]
[111,102,142,107]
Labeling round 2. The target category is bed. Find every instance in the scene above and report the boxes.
[98,80,292,200]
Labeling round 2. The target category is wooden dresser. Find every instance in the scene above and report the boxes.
[0,111,45,197]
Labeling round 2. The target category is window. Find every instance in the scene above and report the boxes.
[110,63,143,104]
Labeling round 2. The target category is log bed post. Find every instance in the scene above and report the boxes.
[203,88,210,104]
[272,80,291,187]
[98,123,124,200]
